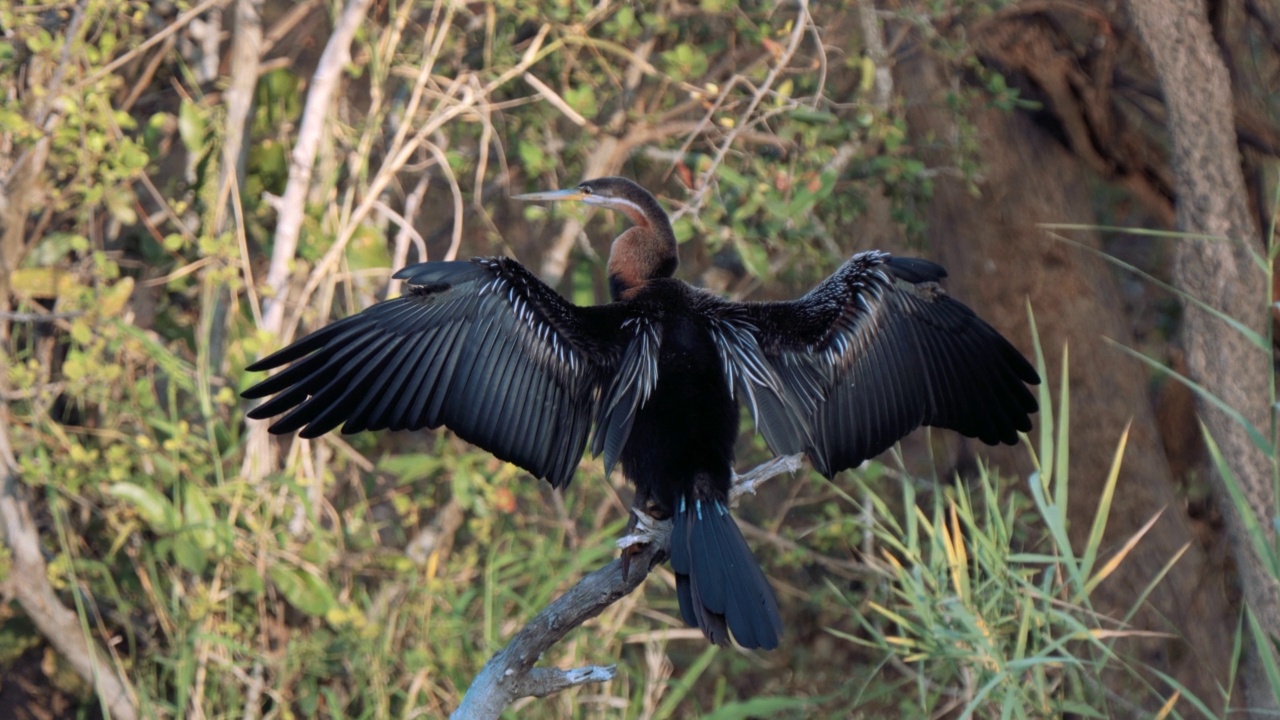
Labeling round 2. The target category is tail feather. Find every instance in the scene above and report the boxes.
[670,496,782,650]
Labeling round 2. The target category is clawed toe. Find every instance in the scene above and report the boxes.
[617,508,671,579]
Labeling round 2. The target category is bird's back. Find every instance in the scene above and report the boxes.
[617,280,738,512]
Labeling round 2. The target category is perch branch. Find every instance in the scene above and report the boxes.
[451,454,804,719]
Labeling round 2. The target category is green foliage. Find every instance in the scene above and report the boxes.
[821,336,1189,716]
[0,1,1178,718]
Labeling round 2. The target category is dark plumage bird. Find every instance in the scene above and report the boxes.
[242,177,1039,650]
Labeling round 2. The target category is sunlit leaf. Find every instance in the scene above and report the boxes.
[268,565,336,617]
[108,482,178,535]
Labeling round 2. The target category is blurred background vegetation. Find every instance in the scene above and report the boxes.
[1,0,1278,717]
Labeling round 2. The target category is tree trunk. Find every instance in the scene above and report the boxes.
[897,53,1237,713]
[1124,0,1280,712]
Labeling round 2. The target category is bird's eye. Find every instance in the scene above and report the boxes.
[580,185,592,195]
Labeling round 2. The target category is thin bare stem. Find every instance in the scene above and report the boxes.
[672,0,814,222]
[259,0,375,336]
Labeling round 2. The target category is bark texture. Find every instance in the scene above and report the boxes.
[1123,0,1280,712]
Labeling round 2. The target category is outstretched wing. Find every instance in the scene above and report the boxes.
[243,258,648,489]
[713,251,1039,477]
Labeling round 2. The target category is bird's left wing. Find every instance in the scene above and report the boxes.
[708,251,1039,477]
[243,258,641,489]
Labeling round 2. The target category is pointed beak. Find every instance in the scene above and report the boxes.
[511,188,586,203]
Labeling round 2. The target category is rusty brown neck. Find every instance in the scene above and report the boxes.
[607,215,677,301]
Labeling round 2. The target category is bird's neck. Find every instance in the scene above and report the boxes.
[608,223,678,301]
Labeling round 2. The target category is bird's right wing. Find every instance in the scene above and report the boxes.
[243,258,651,489]
[712,251,1039,477]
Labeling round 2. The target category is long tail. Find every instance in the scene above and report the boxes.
[669,495,782,650]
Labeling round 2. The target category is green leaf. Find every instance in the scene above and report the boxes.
[789,107,837,124]
[735,238,769,277]
[661,43,709,79]
[178,99,206,154]
[701,697,813,720]
[105,187,137,225]
[564,85,597,117]
[377,453,441,484]
[268,565,336,617]
[235,564,266,598]
[182,483,216,551]
[173,536,208,575]
[346,224,392,270]
[518,141,550,175]
[108,482,178,534]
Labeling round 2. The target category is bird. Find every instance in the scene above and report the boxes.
[242,176,1039,651]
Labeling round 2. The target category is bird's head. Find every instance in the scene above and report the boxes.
[515,177,677,299]
[514,177,665,230]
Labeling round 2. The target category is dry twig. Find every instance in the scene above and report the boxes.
[243,0,374,483]
[260,0,375,335]
[673,0,815,222]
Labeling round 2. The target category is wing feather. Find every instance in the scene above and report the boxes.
[243,258,646,488]
[714,250,1038,477]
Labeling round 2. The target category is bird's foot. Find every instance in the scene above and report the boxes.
[616,509,664,549]
[617,508,671,580]
[729,453,804,505]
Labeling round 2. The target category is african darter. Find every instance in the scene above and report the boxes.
[242,176,1039,650]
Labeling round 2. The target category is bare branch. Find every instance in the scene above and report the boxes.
[523,72,595,130]
[856,0,894,110]
[730,453,804,504]
[282,26,555,338]
[1124,0,1279,710]
[0,414,138,719]
[76,0,227,92]
[449,543,663,720]
[536,38,654,284]
[517,665,618,698]
[384,174,432,298]
[243,0,374,483]
[0,311,84,322]
[260,0,375,336]
[672,0,814,222]
[451,454,803,720]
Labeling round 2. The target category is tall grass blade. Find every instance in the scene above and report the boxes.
[1079,422,1130,582]
[1119,542,1190,628]
[1152,690,1180,720]
[653,645,719,719]
[1026,345,1081,590]
[1083,508,1163,596]
[1053,343,1070,518]
[1043,233,1269,350]
[1201,423,1280,576]
[1038,223,1230,242]
[1026,301,1051,481]
[1110,341,1273,457]
[1245,606,1280,699]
